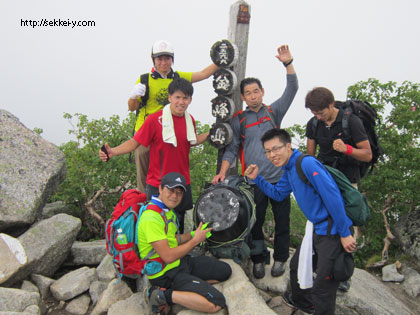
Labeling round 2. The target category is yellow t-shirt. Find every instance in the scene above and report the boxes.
[134,71,193,131]
[137,207,180,279]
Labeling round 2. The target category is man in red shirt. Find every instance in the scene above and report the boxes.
[100,78,209,232]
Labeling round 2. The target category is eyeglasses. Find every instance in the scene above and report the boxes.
[166,187,184,197]
[264,144,285,155]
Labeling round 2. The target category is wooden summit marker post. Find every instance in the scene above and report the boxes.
[208,1,251,175]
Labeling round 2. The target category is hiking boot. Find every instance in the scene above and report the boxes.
[145,286,170,315]
[271,261,286,277]
[282,291,315,314]
[253,262,265,279]
[338,279,351,292]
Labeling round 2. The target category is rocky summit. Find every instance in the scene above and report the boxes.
[0,109,419,314]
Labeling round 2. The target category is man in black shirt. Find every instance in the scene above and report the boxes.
[305,87,372,292]
[305,87,372,185]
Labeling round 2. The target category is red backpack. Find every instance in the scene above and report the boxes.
[105,189,176,278]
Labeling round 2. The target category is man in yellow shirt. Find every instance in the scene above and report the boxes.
[128,40,218,193]
[137,172,231,314]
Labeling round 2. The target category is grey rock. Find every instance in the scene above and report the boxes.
[267,295,283,308]
[336,268,412,315]
[394,207,420,268]
[65,240,107,266]
[257,288,272,303]
[382,263,405,282]
[21,280,39,294]
[245,248,293,294]
[4,214,81,286]
[65,294,91,315]
[272,302,295,315]
[96,254,116,282]
[107,292,146,314]
[90,279,133,315]
[0,233,27,285]
[89,280,108,306]
[50,266,98,301]
[0,287,40,312]
[30,274,55,299]
[0,109,66,233]
[215,259,276,315]
[40,201,73,220]
[401,265,420,297]
[22,305,41,315]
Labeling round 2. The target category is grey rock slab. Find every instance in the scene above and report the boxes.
[50,266,97,301]
[0,287,40,312]
[90,279,133,315]
[5,214,81,285]
[65,240,107,266]
[336,268,412,315]
[0,233,27,285]
[107,292,146,315]
[0,109,66,232]
[65,294,91,315]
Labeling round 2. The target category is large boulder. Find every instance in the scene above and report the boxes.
[394,207,420,268]
[336,268,412,314]
[0,109,66,234]
[4,214,81,286]
[50,266,97,301]
[65,240,107,266]
[0,287,40,313]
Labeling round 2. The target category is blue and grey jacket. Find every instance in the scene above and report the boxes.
[254,149,353,237]
[222,74,298,183]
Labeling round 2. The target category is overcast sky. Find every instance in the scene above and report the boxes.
[1,0,419,146]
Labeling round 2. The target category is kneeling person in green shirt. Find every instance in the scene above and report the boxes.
[137,172,232,314]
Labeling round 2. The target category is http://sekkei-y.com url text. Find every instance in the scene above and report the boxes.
[21,19,95,29]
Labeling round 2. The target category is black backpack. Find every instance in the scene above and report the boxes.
[193,176,256,263]
[311,100,383,178]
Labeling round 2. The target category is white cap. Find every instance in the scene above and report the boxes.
[151,40,174,58]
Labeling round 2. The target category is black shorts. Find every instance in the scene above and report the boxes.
[149,255,232,307]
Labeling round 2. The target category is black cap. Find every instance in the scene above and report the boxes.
[161,172,187,191]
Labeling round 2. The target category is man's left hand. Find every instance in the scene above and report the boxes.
[275,45,292,64]
[333,139,347,153]
[340,235,356,253]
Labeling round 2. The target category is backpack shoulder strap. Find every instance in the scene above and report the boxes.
[173,71,180,79]
[145,203,171,234]
[233,110,246,142]
[295,154,312,186]
[337,101,353,138]
[263,105,278,129]
[311,117,319,136]
[136,73,150,116]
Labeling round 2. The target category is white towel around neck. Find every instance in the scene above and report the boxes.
[298,220,314,289]
[162,105,197,147]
